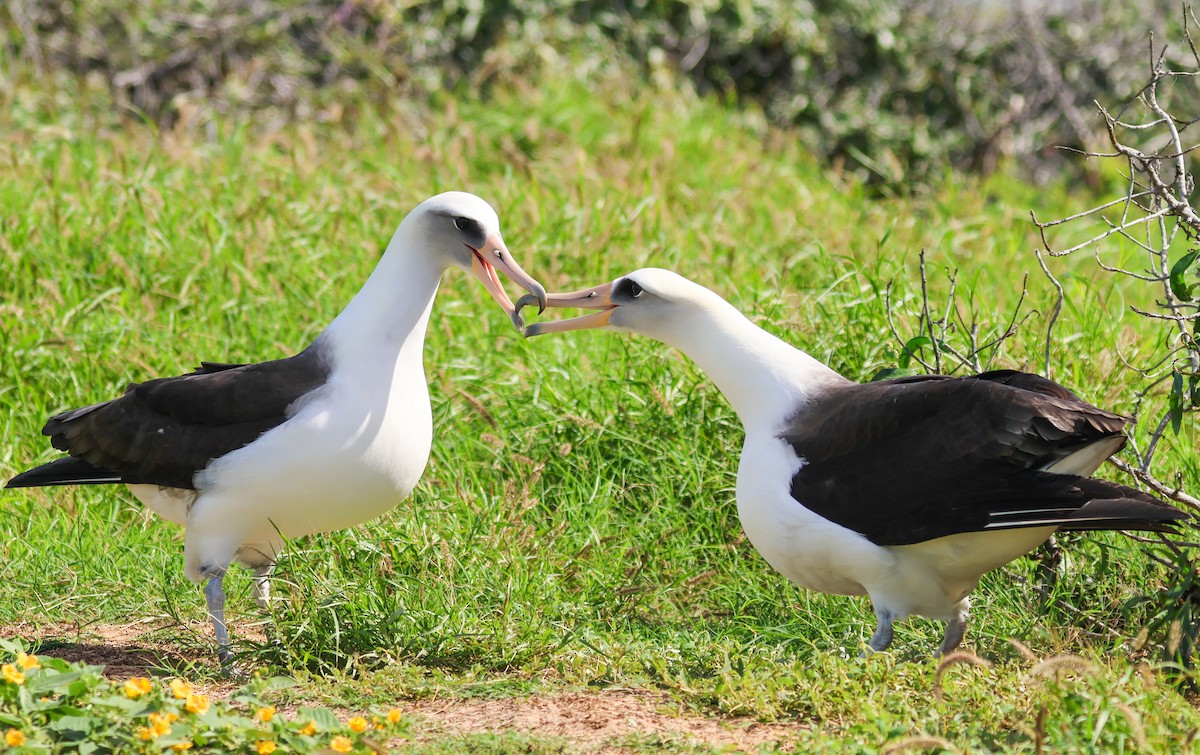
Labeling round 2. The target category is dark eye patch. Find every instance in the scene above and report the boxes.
[616,278,644,299]
[453,216,484,237]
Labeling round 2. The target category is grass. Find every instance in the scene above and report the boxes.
[1,62,1198,751]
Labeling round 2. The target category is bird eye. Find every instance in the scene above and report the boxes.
[453,216,470,231]
[628,280,643,298]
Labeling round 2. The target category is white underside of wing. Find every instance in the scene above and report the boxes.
[1041,435,1124,477]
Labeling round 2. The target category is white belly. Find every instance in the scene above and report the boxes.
[180,370,433,580]
[127,484,195,526]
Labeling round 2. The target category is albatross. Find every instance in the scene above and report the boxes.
[517,268,1187,655]
[6,191,546,664]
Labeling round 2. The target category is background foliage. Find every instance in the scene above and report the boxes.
[2,0,1186,184]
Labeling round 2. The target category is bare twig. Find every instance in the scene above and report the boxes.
[1109,456,1200,511]
[1033,24,1200,476]
[1033,249,1064,379]
[919,250,943,374]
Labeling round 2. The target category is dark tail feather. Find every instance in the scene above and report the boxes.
[985,476,1191,533]
[1057,496,1191,533]
[6,457,126,488]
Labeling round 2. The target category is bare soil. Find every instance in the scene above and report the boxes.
[406,690,803,751]
[3,622,805,752]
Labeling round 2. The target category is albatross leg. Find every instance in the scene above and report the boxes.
[235,543,279,610]
[252,564,273,609]
[864,607,895,655]
[203,569,231,666]
[937,600,969,656]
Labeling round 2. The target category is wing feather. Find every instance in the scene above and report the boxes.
[22,344,331,490]
[782,371,1185,545]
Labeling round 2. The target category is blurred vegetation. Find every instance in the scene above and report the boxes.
[0,0,1187,185]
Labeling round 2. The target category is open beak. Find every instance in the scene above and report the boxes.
[515,281,615,337]
[470,231,547,330]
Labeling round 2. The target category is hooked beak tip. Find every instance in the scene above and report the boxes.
[515,292,543,314]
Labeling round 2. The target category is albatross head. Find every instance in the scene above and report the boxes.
[405,191,546,327]
[517,268,719,343]
[517,267,850,427]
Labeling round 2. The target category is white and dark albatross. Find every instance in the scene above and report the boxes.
[518,268,1187,655]
[6,191,546,663]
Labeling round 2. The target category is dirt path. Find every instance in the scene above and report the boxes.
[405,689,803,751]
[3,622,805,752]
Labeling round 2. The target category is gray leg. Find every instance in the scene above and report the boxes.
[252,564,274,609]
[865,607,895,654]
[203,570,231,666]
[937,601,969,656]
[236,544,278,610]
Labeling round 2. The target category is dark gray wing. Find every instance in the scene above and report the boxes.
[783,370,1186,546]
[6,345,331,491]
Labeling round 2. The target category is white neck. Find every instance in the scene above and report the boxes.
[318,225,444,370]
[656,296,850,432]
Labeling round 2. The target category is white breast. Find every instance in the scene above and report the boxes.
[735,434,888,597]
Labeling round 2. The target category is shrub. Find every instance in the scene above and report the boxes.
[1,0,1185,184]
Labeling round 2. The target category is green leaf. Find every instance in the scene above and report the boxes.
[47,715,94,739]
[871,366,918,381]
[898,335,932,368]
[298,706,342,732]
[67,678,93,698]
[26,670,87,695]
[258,676,298,692]
[0,639,26,656]
[1169,249,1199,302]
[1169,370,1184,435]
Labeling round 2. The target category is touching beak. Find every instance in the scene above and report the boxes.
[515,282,615,337]
[470,231,548,329]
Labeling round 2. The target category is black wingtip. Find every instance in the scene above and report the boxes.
[5,457,125,489]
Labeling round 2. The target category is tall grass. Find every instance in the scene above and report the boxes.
[1,66,1197,750]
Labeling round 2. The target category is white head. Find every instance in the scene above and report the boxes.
[518,268,729,345]
[518,267,850,427]
[398,191,546,325]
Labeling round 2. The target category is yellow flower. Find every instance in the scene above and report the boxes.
[256,740,277,754]
[165,712,180,724]
[330,735,353,753]
[170,679,194,699]
[184,692,210,715]
[256,705,276,722]
[300,721,318,736]
[137,726,158,740]
[5,729,27,747]
[171,742,194,752]
[2,664,25,685]
[16,653,40,670]
[123,677,154,698]
[347,716,369,733]
[386,708,403,725]
[148,712,173,736]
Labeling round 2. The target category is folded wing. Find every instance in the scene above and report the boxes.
[782,370,1187,546]
[7,347,330,491]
